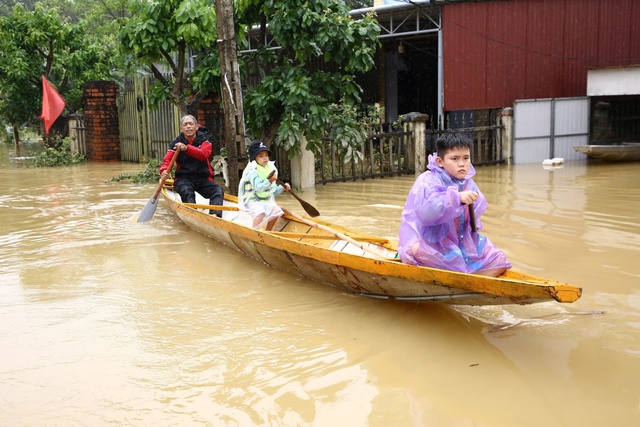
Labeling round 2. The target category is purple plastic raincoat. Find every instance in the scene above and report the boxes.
[398,154,511,274]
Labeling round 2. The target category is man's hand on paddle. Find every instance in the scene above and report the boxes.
[160,145,188,180]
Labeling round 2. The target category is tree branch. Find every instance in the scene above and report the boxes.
[44,39,54,76]
[160,49,178,75]
[187,90,205,116]
[59,74,69,94]
[173,39,186,90]
[149,63,169,87]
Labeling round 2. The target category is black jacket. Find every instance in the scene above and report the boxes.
[168,129,213,180]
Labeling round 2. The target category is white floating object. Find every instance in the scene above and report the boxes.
[542,157,565,166]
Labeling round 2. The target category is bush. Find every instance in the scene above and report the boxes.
[110,158,162,184]
[29,139,85,167]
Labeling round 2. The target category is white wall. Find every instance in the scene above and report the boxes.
[587,67,640,96]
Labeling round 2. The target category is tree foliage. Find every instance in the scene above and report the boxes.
[344,1,373,10]
[29,138,85,167]
[110,158,162,184]
[0,2,114,140]
[236,0,380,156]
[117,0,222,116]
[0,0,38,17]
[49,0,131,48]
[1,0,380,162]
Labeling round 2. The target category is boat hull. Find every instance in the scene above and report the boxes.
[162,188,581,306]
[573,143,640,161]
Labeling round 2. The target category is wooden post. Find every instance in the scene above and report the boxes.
[215,0,247,196]
[12,124,20,155]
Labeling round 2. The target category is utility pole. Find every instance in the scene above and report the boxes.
[215,0,246,196]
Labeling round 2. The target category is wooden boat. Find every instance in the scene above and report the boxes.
[160,185,582,306]
[573,142,640,161]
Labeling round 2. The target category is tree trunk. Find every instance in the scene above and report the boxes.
[215,0,247,196]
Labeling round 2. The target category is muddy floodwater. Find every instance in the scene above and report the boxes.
[1,141,639,426]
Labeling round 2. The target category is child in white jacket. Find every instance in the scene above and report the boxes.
[238,141,291,230]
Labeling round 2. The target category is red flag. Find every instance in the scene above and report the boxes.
[40,75,66,135]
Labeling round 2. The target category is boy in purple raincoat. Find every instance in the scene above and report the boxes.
[398,133,511,277]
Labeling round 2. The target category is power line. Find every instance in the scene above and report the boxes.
[445,18,640,64]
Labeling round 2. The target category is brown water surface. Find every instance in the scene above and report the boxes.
[1,142,639,426]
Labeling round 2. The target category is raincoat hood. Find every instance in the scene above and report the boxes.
[427,152,476,184]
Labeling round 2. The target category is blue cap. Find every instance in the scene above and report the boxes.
[248,141,272,160]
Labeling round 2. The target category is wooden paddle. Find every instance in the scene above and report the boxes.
[134,149,179,223]
[183,203,239,211]
[270,231,390,244]
[282,208,387,259]
[276,178,320,217]
[468,203,477,232]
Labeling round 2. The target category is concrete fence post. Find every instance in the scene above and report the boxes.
[290,135,316,190]
[501,108,513,164]
[401,112,429,175]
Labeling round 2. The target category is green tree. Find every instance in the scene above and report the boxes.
[344,0,373,9]
[117,0,221,116]
[0,3,113,143]
[55,0,131,87]
[47,0,131,39]
[237,0,380,156]
[0,0,37,17]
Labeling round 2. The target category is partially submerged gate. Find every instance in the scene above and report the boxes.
[118,75,180,162]
[513,97,589,164]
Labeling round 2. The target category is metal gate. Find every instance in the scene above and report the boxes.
[425,109,506,166]
[68,114,86,156]
[315,128,413,184]
[513,97,589,164]
[118,75,180,162]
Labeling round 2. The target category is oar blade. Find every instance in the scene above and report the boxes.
[279,178,320,217]
[301,200,320,217]
[135,197,159,223]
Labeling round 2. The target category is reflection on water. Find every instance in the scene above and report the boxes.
[1,141,640,426]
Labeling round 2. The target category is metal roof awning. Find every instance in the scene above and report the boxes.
[350,0,441,39]
[243,0,442,52]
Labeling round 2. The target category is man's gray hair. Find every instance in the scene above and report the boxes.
[180,114,198,126]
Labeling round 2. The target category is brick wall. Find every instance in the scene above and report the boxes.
[84,81,120,161]
[196,95,226,155]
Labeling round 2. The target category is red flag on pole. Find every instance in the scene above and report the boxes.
[40,75,66,135]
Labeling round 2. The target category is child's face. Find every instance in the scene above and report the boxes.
[255,150,270,166]
[436,147,471,180]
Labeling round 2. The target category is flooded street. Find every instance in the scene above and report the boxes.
[1,141,639,426]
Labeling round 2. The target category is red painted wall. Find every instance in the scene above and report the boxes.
[443,0,640,111]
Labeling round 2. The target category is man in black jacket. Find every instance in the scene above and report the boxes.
[160,115,224,217]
